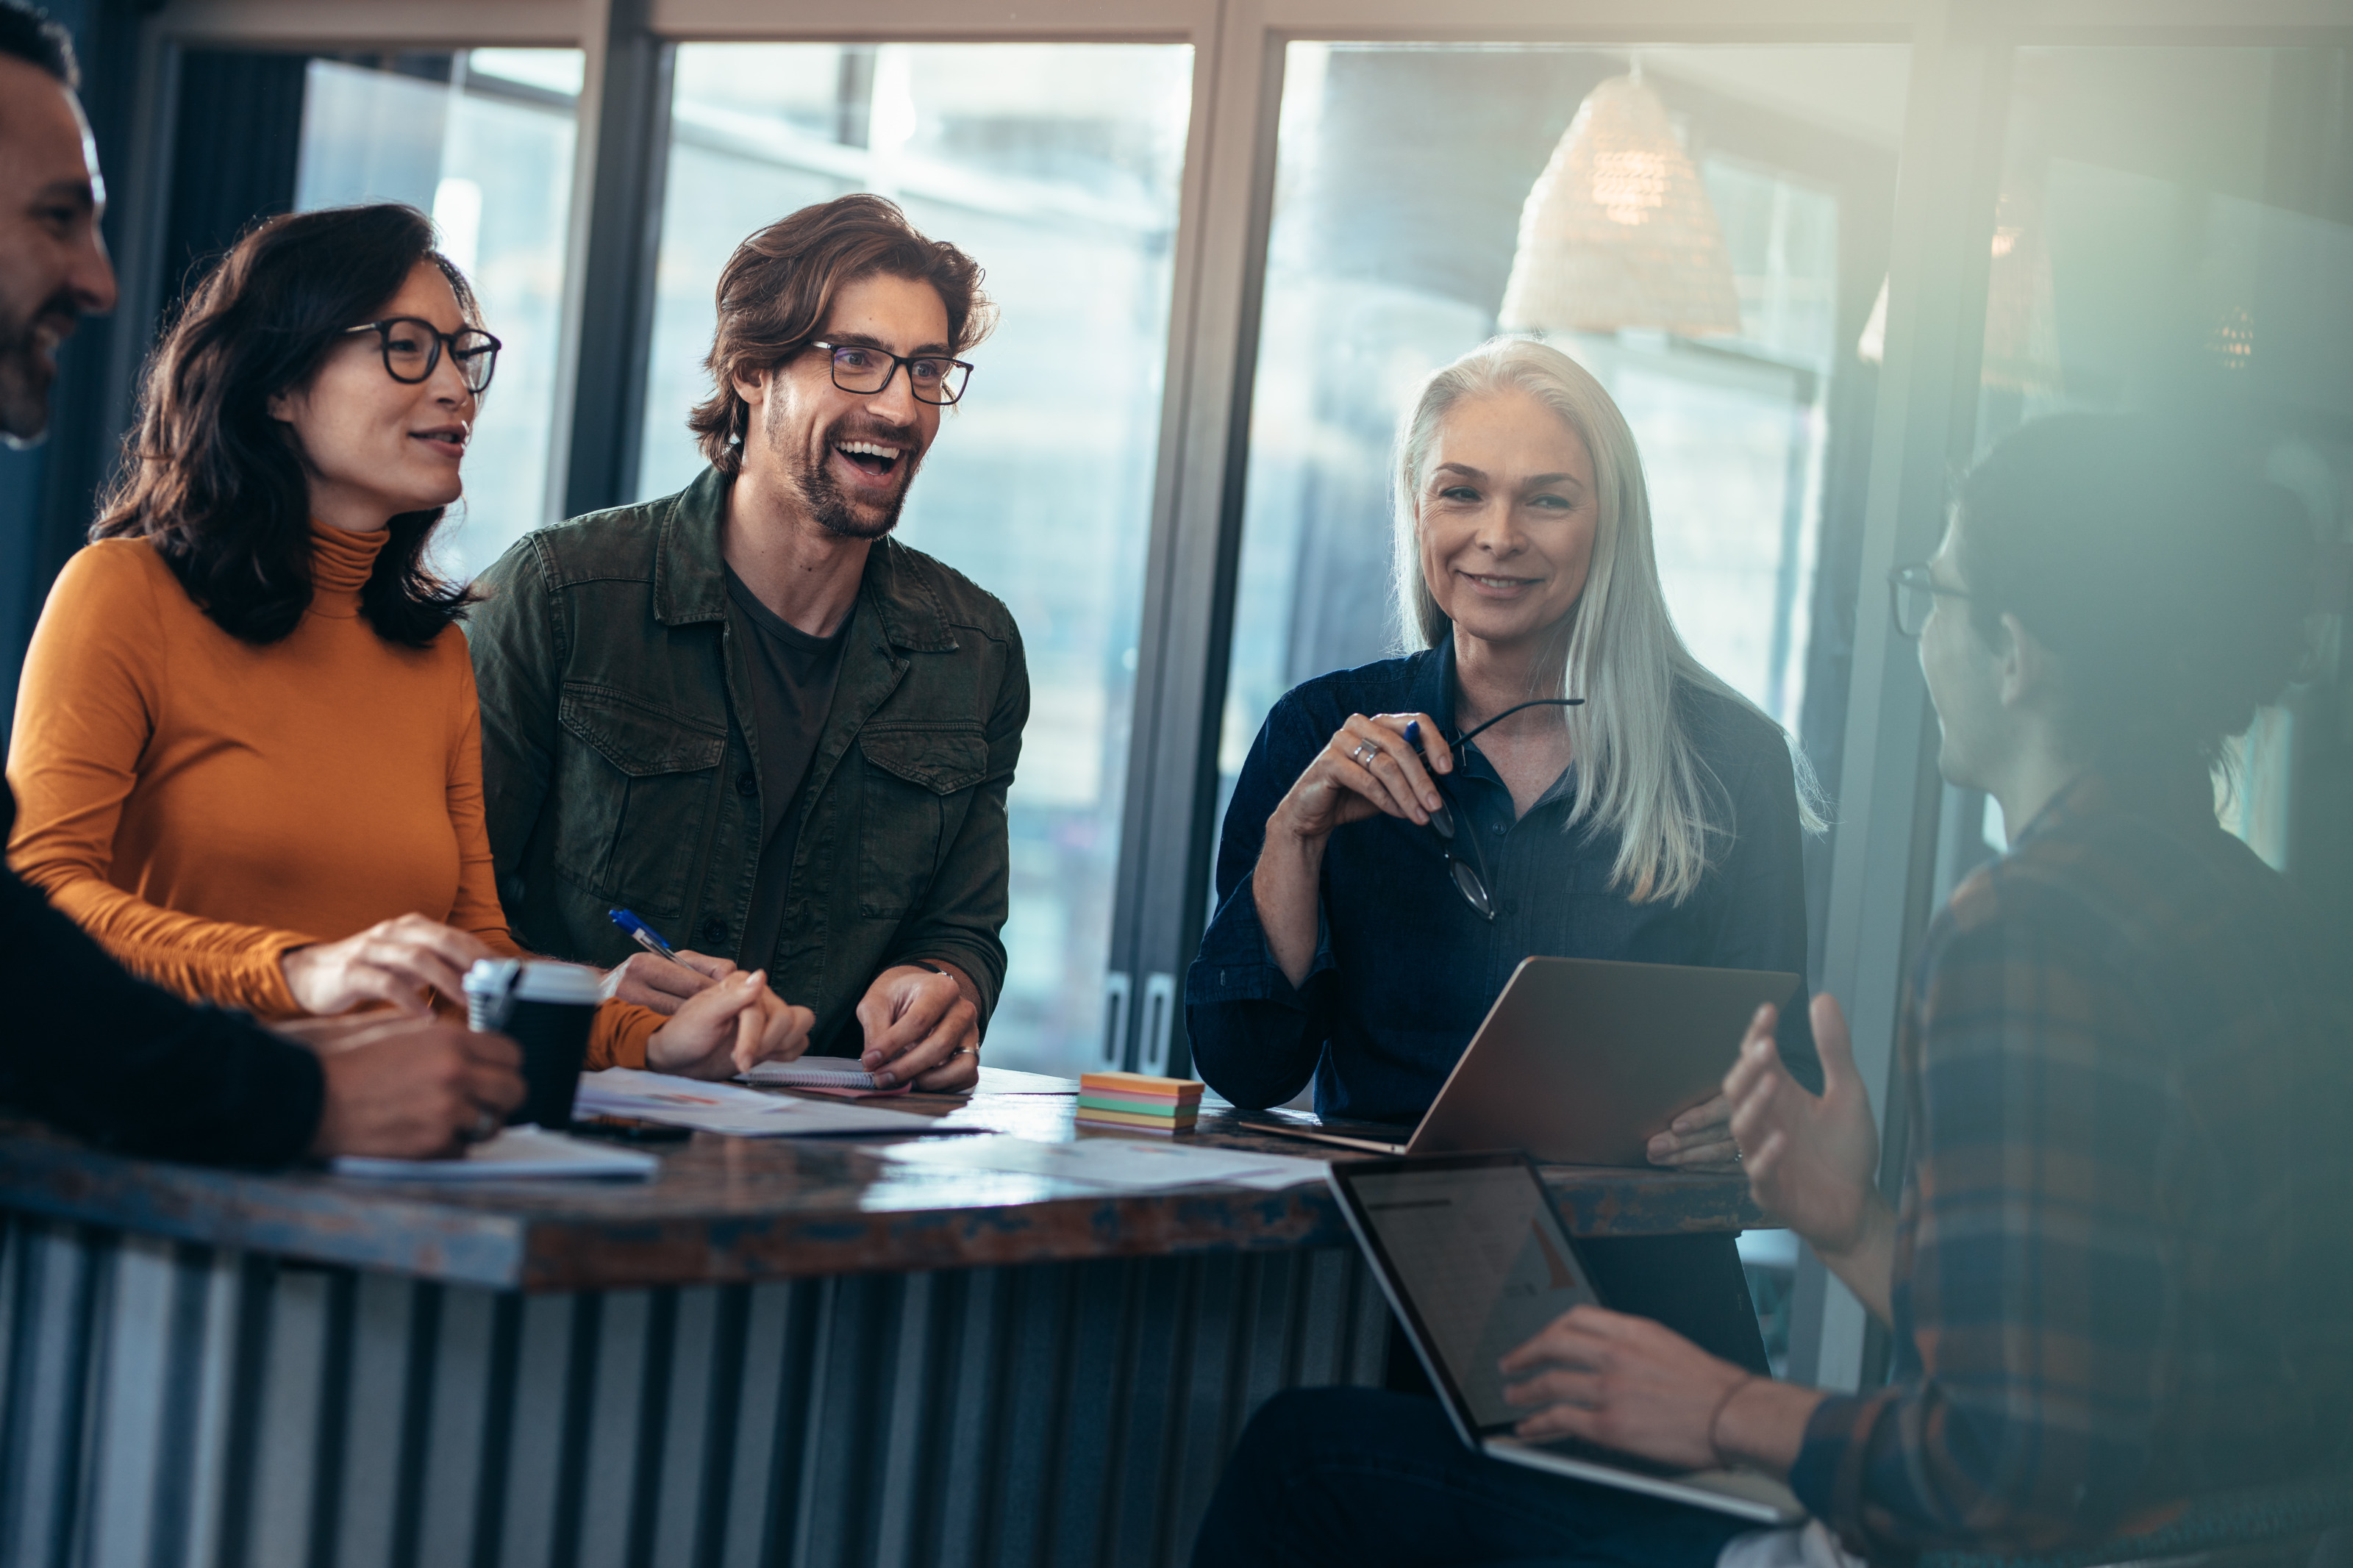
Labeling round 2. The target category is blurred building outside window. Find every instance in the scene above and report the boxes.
[293,49,585,584]
[1949,47,2352,876]
[638,43,1195,1077]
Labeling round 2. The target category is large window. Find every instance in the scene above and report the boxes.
[293,49,585,581]
[1961,46,2352,884]
[1220,43,1904,844]
[637,43,1195,1075]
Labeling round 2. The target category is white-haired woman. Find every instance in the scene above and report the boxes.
[1188,340,1821,1350]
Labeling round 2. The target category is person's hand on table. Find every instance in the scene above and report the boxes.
[601,948,736,1014]
[1646,1092,1740,1170]
[306,1020,524,1159]
[646,970,814,1080]
[281,915,493,1016]
[1498,1305,1823,1478]
[856,964,980,1091]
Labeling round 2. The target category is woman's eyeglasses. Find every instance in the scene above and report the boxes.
[1418,697,1585,921]
[342,318,502,395]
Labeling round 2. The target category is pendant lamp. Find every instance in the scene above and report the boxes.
[1498,71,1743,339]
[1857,193,2061,395]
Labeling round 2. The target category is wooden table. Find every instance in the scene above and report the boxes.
[0,1072,1760,1568]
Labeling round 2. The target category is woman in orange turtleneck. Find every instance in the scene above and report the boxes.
[8,205,810,1078]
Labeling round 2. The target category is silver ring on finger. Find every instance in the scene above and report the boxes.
[1349,740,1378,768]
[460,1106,500,1145]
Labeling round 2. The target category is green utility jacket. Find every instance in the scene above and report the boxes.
[468,465,1028,1052]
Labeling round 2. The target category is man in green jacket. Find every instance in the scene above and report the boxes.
[469,196,1025,1092]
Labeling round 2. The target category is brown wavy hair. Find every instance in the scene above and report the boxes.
[92,204,479,647]
[686,193,994,476]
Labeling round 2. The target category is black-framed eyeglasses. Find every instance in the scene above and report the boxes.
[341,317,501,395]
[1419,697,1586,921]
[808,341,974,406]
[1887,563,1975,639]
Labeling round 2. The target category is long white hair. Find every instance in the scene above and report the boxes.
[1391,337,1824,904]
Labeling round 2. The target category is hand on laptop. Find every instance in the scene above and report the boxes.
[1645,1093,1740,1168]
[1498,1303,1824,1477]
[1724,994,1897,1322]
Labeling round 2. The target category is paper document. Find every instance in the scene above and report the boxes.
[881,1134,1329,1192]
[332,1125,660,1181]
[972,1066,1082,1095]
[574,1068,947,1137]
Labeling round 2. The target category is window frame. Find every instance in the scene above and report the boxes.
[118,0,2353,1395]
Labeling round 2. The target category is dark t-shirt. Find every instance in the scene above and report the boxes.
[725,565,851,975]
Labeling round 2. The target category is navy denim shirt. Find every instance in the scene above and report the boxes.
[1188,644,1819,1123]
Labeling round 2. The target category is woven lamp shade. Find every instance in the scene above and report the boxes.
[1499,73,1742,338]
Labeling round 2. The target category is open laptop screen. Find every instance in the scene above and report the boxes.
[1340,1155,1604,1431]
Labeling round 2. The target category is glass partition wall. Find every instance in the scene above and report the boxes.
[1961,46,2352,887]
[636,43,1196,1075]
[293,50,586,581]
[1222,44,1904,867]
[79,0,2353,1396]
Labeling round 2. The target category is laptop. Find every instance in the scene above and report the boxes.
[1327,1150,1805,1522]
[1242,956,1802,1165]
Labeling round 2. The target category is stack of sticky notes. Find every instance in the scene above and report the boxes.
[1076,1072,1204,1134]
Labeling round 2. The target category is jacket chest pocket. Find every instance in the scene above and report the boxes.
[554,684,726,920]
[855,725,988,920]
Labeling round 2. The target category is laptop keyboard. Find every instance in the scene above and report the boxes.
[1518,1433,1688,1478]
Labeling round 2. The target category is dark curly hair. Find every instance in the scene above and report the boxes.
[1955,414,2314,776]
[686,193,993,476]
[92,204,479,647]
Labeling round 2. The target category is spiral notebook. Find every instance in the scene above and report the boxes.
[738,1057,912,1097]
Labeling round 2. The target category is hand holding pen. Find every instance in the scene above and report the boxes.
[603,908,740,1017]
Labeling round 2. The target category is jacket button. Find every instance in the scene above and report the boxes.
[735,771,758,797]
[700,917,729,946]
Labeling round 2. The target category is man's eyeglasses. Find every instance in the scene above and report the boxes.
[1887,563,1976,639]
[1418,697,1585,921]
[342,318,501,395]
[809,341,974,406]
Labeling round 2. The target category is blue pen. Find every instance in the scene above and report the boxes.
[609,908,682,964]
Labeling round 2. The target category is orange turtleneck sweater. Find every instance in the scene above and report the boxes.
[6,526,658,1067]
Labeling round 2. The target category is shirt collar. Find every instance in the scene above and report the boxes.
[2010,761,2215,851]
[1408,637,1462,736]
[1415,634,1579,808]
[654,464,957,653]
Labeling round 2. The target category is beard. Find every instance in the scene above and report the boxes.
[0,288,76,448]
[769,400,925,541]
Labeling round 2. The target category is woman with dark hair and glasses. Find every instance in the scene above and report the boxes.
[8,204,807,1079]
